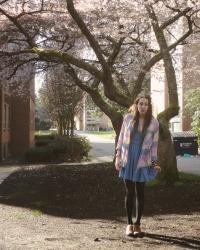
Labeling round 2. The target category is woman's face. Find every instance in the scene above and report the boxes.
[137,97,149,115]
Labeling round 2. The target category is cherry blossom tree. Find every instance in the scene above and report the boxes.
[0,0,200,182]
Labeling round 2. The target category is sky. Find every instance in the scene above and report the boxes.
[35,73,44,95]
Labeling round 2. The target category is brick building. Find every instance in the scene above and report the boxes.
[0,79,35,161]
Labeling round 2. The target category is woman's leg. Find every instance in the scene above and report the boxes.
[124,179,135,225]
[134,182,145,226]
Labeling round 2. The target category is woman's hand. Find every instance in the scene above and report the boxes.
[154,165,161,172]
[115,156,122,171]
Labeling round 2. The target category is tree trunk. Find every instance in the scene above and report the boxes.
[70,113,75,137]
[58,116,63,135]
[66,120,70,138]
[58,123,63,136]
[157,123,179,183]
[63,119,66,136]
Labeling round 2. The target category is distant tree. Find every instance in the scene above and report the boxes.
[39,65,83,136]
[35,96,52,130]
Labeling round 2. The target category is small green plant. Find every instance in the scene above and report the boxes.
[31,209,43,217]
[15,213,26,220]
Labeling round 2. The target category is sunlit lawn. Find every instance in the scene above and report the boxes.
[35,130,116,140]
[85,131,116,139]
[35,130,56,136]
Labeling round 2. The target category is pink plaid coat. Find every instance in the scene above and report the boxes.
[116,113,159,168]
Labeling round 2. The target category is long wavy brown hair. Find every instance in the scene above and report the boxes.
[129,93,153,131]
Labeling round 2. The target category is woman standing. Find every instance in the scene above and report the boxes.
[115,94,160,237]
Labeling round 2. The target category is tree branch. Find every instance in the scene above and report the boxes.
[134,13,193,97]
[146,4,179,122]
[107,37,125,65]
[0,48,104,80]
[160,7,192,30]
[0,7,36,47]
[66,0,131,108]
[6,58,40,80]
[65,65,123,133]
[66,0,110,75]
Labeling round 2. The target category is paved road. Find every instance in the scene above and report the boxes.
[76,131,115,162]
[0,166,21,184]
[177,155,200,175]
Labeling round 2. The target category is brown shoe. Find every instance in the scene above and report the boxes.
[126,225,134,236]
[133,225,142,236]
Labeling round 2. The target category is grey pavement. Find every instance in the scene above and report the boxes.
[76,131,115,162]
[177,155,200,175]
[0,166,21,184]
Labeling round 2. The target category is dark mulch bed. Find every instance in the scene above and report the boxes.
[0,162,200,220]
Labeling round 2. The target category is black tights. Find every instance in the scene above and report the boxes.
[124,180,145,226]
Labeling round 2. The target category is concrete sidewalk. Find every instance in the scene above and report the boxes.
[0,166,21,184]
[177,155,200,175]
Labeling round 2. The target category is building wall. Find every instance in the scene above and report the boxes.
[0,78,35,160]
[10,77,35,157]
[99,113,111,130]
[182,41,200,130]
[0,87,11,159]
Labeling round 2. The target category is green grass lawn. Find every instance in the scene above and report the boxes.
[35,130,116,139]
[177,171,200,183]
[86,131,116,139]
[35,130,54,136]
[147,171,200,187]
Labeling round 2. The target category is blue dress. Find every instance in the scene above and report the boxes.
[119,130,158,182]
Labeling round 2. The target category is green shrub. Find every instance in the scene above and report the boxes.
[25,146,57,162]
[63,136,92,161]
[35,133,56,148]
[35,140,50,147]
[25,136,91,163]
[35,134,56,140]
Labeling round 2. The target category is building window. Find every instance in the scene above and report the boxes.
[7,105,10,129]
[171,122,181,133]
[3,104,6,130]
[3,144,7,159]
[3,103,10,130]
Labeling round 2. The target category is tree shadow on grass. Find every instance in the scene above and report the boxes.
[0,163,199,220]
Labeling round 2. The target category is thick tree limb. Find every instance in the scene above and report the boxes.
[160,7,192,30]
[66,0,131,107]
[146,4,179,122]
[65,65,123,133]
[133,12,193,97]
[0,48,104,80]
[107,37,125,65]
[66,0,109,74]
